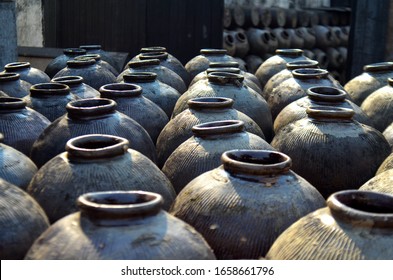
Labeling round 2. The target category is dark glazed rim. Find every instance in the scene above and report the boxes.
[66,98,116,119]
[292,68,329,79]
[286,60,319,70]
[275,49,304,57]
[192,120,244,137]
[206,67,241,74]
[0,97,27,110]
[209,61,239,68]
[307,86,347,102]
[79,44,102,50]
[388,77,393,87]
[63,48,87,56]
[77,191,163,226]
[127,59,160,69]
[139,52,169,61]
[0,133,3,142]
[99,83,143,98]
[52,75,84,86]
[188,97,234,110]
[140,46,167,53]
[123,72,158,83]
[66,134,129,159]
[4,62,31,71]
[328,190,393,227]
[30,82,71,97]
[67,58,96,68]
[0,72,20,82]
[207,72,244,85]
[75,54,102,62]
[222,149,292,176]
[363,62,393,73]
[306,106,354,120]
[200,49,228,55]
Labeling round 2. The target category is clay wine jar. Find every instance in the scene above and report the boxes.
[274,86,372,133]
[44,48,87,78]
[223,30,236,57]
[383,122,393,150]
[99,83,168,143]
[161,120,274,193]
[122,72,180,118]
[75,54,119,77]
[2,62,51,85]
[266,190,393,260]
[172,72,273,141]
[0,73,31,98]
[23,82,78,122]
[255,49,310,89]
[376,151,393,175]
[244,55,263,74]
[359,169,393,196]
[118,59,186,94]
[156,97,265,167]
[53,58,117,90]
[263,59,319,101]
[271,28,291,49]
[0,178,49,259]
[0,133,38,190]
[51,75,100,99]
[79,44,119,72]
[25,191,215,260]
[0,97,50,156]
[271,106,391,198]
[245,28,272,57]
[27,134,176,223]
[170,149,325,259]
[267,68,342,120]
[344,62,393,106]
[229,29,250,59]
[185,48,238,80]
[361,78,393,132]
[30,98,157,168]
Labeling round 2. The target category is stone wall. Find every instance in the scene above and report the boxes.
[15,0,43,47]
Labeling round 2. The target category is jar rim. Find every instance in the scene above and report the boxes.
[188,97,234,109]
[192,120,244,137]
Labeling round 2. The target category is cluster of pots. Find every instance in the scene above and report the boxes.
[223,3,349,85]
[1,45,393,260]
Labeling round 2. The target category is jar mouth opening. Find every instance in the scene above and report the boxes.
[275,49,304,56]
[206,67,240,74]
[0,72,20,81]
[192,120,244,136]
[52,75,84,85]
[328,190,393,225]
[207,72,244,84]
[209,61,239,68]
[188,97,234,109]
[307,86,347,101]
[140,46,167,53]
[63,48,87,56]
[364,62,393,72]
[200,49,228,55]
[67,59,96,67]
[79,191,161,208]
[99,83,142,96]
[75,54,101,61]
[224,34,235,45]
[0,97,26,109]
[292,68,329,78]
[286,60,319,70]
[67,98,115,110]
[30,82,70,95]
[127,59,160,68]
[123,72,157,82]
[140,52,169,61]
[236,31,247,42]
[5,62,31,70]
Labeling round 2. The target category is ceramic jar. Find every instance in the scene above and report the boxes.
[359,169,393,196]
[25,190,215,260]
[383,123,393,150]
[170,149,325,259]
[30,98,157,168]
[0,133,37,190]
[271,28,291,49]
[185,49,237,80]
[51,76,100,99]
[3,62,50,85]
[344,62,393,106]
[376,152,393,175]
[271,106,391,198]
[75,54,119,77]
[246,28,272,57]
[99,83,168,143]
[255,49,310,89]
[361,78,393,132]
[23,82,77,122]
[161,120,274,193]
[267,68,342,120]
[118,59,186,94]
[44,48,87,78]
[79,44,119,72]
[274,86,372,133]
[156,97,265,167]
[0,178,49,259]
[0,73,31,98]
[27,134,176,223]
[0,97,50,156]
[53,58,116,90]
[172,72,273,141]
[266,190,393,260]
[122,72,180,118]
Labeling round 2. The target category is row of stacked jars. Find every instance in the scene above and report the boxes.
[1,46,393,260]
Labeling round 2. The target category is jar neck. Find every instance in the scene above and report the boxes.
[99,83,143,98]
[209,61,239,68]
[200,49,228,56]
[66,98,117,120]
[75,54,102,62]
[0,97,27,112]
[286,60,319,70]
[306,106,354,122]
[188,97,234,110]
[222,150,292,179]
[0,73,20,83]
[63,48,87,56]
[5,62,31,72]
[52,76,84,87]
[139,52,169,61]
[307,86,347,103]
[275,48,304,57]
[206,67,240,75]
[66,134,128,161]
[30,83,71,97]
[207,72,244,86]
[67,59,96,68]
[77,191,163,226]
[140,46,167,53]
[127,59,160,69]
[363,62,393,73]
[192,120,244,138]
[79,45,102,51]
[123,72,157,83]
[328,190,393,228]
